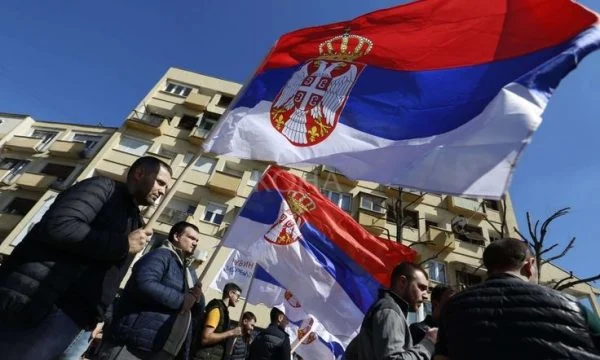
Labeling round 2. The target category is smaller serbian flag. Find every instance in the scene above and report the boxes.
[204,0,600,198]
[222,166,416,343]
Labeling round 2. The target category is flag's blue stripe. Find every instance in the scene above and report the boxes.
[240,190,381,314]
[233,26,600,141]
[255,264,284,287]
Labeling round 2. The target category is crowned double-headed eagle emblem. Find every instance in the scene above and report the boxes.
[263,191,316,245]
[270,30,373,146]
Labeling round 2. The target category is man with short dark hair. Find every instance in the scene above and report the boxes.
[248,307,291,360]
[98,221,204,359]
[193,282,243,360]
[345,262,436,360]
[0,156,172,360]
[410,285,454,345]
[434,238,600,360]
[225,311,257,360]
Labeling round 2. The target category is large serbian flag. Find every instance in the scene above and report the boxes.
[222,166,416,343]
[204,0,600,198]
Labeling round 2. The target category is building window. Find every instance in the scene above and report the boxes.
[424,261,447,284]
[158,146,177,159]
[483,199,501,212]
[2,197,36,216]
[247,170,261,186]
[403,209,419,229]
[222,163,244,178]
[116,136,151,156]
[204,203,226,225]
[456,270,483,288]
[178,115,198,130]
[165,82,192,97]
[217,94,234,108]
[425,220,439,231]
[40,163,75,183]
[455,224,486,246]
[322,189,352,212]
[0,158,30,182]
[488,230,501,242]
[31,129,58,150]
[193,157,216,174]
[158,198,196,225]
[359,194,386,214]
[72,133,102,153]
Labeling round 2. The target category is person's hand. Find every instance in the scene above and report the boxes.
[180,293,197,313]
[91,322,104,340]
[425,327,438,343]
[128,228,153,254]
[229,327,242,337]
[190,283,203,302]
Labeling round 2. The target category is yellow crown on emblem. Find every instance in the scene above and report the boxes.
[286,190,316,215]
[318,29,373,62]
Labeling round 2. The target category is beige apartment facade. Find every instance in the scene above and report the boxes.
[0,68,598,326]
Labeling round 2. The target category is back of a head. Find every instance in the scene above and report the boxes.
[431,284,451,303]
[483,238,531,274]
[270,307,284,323]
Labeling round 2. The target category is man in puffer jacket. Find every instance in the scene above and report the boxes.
[97,221,205,360]
[434,238,600,360]
[248,307,291,360]
[0,156,171,360]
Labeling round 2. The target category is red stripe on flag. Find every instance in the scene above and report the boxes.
[258,166,416,287]
[259,0,598,73]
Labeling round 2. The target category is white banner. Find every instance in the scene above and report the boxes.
[209,249,255,295]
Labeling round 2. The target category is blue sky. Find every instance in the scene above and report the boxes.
[0,0,598,283]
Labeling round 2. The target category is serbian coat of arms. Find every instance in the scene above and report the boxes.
[270,31,373,146]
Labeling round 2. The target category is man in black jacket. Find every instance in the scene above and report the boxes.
[248,307,291,360]
[0,156,172,360]
[224,311,257,360]
[434,238,600,360]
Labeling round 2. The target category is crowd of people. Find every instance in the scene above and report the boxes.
[0,156,599,359]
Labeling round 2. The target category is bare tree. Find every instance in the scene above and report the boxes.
[514,207,600,290]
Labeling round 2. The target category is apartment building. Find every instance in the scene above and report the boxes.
[0,113,115,253]
[0,68,597,325]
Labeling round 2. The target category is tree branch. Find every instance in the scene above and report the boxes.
[542,237,576,264]
[556,273,600,291]
[539,243,559,256]
[500,196,508,237]
[553,271,574,290]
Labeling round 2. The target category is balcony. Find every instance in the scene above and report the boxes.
[48,140,86,158]
[184,91,212,111]
[357,209,387,236]
[0,213,23,232]
[319,166,358,186]
[188,127,212,145]
[16,172,58,192]
[446,196,486,220]
[125,111,169,135]
[207,171,242,197]
[425,226,456,252]
[158,208,194,225]
[4,136,44,153]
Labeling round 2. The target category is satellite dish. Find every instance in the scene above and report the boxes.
[451,216,468,234]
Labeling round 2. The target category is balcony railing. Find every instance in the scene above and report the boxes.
[125,110,169,135]
[4,136,44,153]
[446,196,486,220]
[48,140,86,158]
[158,208,193,225]
[208,171,242,196]
[16,172,58,192]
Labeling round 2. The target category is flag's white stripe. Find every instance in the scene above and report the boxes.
[228,216,362,342]
[205,82,543,197]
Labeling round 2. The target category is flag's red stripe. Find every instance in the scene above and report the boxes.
[258,167,416,287]
[259,0,598,73]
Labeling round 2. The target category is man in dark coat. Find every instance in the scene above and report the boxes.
[434,238,600,360]
[98,221,205,360]
[248,307,291,360]
[0,156,172,360]
[224,311,257,360]
[410,285,454,345]
[192,282,243,360]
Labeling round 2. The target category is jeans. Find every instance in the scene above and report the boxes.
[59,329,93,360]
[0,307,83,360]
